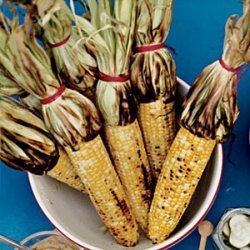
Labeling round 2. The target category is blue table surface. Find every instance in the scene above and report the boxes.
[0,1,250,249]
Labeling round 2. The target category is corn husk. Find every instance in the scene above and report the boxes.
[0,6,23,95]
[18,92,42,116]
[74,0,138,126]
[130,0,176,103]
[4,21,102,150]
[27,0,98,100]
[0,95,59,174]
[181,1,250,143]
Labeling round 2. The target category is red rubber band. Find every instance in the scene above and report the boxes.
[40,85,66,105]
[219,57,240,73]
[48,34,71,48]
[18,91,30,99]
[135,43,165,53]
[99,71,130,82]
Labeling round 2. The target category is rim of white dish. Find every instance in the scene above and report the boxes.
[28,77,224,250]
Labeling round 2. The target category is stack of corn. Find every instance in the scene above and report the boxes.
[149,1,250,243]
[131,0,177,181]
[1,12,139,246]
[0,0,249,247]
[74,0,153,233]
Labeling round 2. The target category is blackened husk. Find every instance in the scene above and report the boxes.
[131,48,176,103]
[131,0,176,103]
[0,96,59,175]
[180,62,239,143]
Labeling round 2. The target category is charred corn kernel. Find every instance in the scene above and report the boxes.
[47,147,86,193]
[104,120,152,233]
[149,127,216,243]
[138,100,176,179]
[65,135,139,247]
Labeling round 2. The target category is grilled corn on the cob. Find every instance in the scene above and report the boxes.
[77,1,153,232]
[131,0,176,180]
[149,3,250,242]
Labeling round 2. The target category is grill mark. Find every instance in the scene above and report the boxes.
[117,82,138,125]
[8,114,55,144]
[140,163,152,202]
[109,189,134,224]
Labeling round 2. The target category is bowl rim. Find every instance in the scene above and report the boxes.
[28,77,224,250]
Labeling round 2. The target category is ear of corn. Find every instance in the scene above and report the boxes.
[148,127,216,243]
[47,147,86,193]
[75,1,153,233]
[149,3,250,243]
[138,100,176,179]
[130,0,177,179]
[65,135,139,246]
[104,120,152,233]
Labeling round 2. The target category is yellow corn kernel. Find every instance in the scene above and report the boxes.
[104,120,152,233]
[65,135,139,247]
[149,127,216,243]
[47,147,86,193]
[138,100,176,179]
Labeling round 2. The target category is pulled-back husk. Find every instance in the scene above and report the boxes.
[28,0,98,100]
[0,95,59,175]
[5,22,102,150]
[181,1,250,143]
[74,0,138,126]
[130,0,176,103]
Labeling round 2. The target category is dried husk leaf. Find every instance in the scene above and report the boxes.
[30,0,98,100]
[19,92,42,116]
[0,95,59,175]
[181,3,250,143]
[76,0,138,125]
[131,0,176,103]
[7,23,102,150]
[0,71,23,95]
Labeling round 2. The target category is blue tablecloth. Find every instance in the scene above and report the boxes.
[0,1,249,249]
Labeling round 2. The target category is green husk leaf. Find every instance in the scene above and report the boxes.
[7,21,102,149]
[130,0,176,103]
[0,95,59,175]
[181,3,250,143]
[75,0,138,125]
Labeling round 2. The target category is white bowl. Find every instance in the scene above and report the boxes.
[28,78,223,250]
